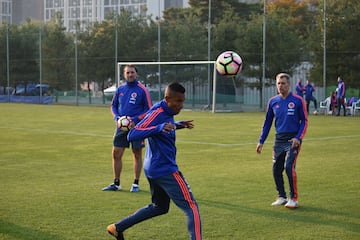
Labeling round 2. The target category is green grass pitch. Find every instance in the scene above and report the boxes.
[0,103,359,240]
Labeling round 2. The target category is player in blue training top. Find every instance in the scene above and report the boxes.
[304,79,318,114]
[102,65,152,192]
[295,79,305,97]
[336,75,347,116]
[107,82,202,240]
[256,73,308,209]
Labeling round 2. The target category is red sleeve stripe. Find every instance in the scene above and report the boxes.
[293,94,308,140]
[138,107,163,129]
[138,82,153,109]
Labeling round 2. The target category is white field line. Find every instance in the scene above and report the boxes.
[179,134,360,146]
[1,126,360,147]
[0,126,111,138]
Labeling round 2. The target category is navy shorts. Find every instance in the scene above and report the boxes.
[113,127,144,149]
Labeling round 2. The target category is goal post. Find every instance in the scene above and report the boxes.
[117,61,223,113]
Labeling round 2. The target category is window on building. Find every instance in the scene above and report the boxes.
[69,0,80,7]
[46,0,54,8]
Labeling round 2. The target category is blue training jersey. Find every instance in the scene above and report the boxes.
[337,80,346,98]
[304,84,315,100]
[295,82,304,96]
[259,92,308,144]
[128,100,184,179]
[111,80,152,124]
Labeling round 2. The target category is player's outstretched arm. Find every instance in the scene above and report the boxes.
[175,120,194,130]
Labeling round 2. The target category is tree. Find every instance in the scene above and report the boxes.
[79,10,156,89]
[267,0,314,40]
[239,0,307,107]
[188,0,261,24]
[1,20,40,91]
[0,23,9,87]
[309,0,360,91]
[162,10,207,61]
[158,9,209,97]
[212,2,244,57]
[13,20,40,84]
[42,14,74,90]
[79,19,115,87]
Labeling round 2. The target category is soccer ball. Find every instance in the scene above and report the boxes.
[117,116,132,131]
[215,51,243,77]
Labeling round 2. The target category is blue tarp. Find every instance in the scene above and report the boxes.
[0,95,53,104]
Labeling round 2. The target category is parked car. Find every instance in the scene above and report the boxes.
[0,86,14,95]
[12,83,50,96]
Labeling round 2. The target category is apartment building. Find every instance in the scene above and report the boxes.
[1,0,188,30]
[44,0,188,31]
[0,0,12,24]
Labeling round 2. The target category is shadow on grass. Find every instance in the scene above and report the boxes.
[0,219,62,240]
[198,199,360,234]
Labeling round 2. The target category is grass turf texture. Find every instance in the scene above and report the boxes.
[0,103,359,240]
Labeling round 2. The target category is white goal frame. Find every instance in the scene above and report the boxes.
[117,61,220,113]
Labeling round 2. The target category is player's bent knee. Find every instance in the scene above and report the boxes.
[151,203,169,215]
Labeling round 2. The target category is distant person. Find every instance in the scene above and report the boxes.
[102,65,152,192]
[256,73,308,209]
[336,75,346,116]
[107,82,202,240]
[347,96,359,115]
[295,79,305,97]
[347,96,358,107]
[304,79,318,114]
[329,91,337,115]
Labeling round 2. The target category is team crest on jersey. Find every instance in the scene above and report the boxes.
[288,102,295,109]
[129,92,137,104]
[287,102,295,115]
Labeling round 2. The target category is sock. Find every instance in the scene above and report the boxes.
[114,179,120,186]
[133,179,139,185]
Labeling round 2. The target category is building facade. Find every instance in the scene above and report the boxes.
[1,0,188,30]
[13,0,43,24]
[44,0,188,31]
[0,0,12,24]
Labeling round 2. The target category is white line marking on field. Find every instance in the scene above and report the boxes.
[2,126,360,147]
[0,126,111,138]
[176,140,256,146]
[178,135,360,146]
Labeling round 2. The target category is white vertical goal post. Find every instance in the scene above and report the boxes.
[117,61,222,113]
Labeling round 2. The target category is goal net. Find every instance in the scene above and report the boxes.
[117,61,243,113]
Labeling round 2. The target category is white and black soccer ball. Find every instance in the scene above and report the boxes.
[117,116,132,131]
[215,51,243,77]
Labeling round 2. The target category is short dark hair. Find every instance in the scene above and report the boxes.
[124,64,138,73]
[167,82,185,94]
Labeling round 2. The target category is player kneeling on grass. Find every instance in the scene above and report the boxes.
[107,82,202,240]
[256,73,308,209]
